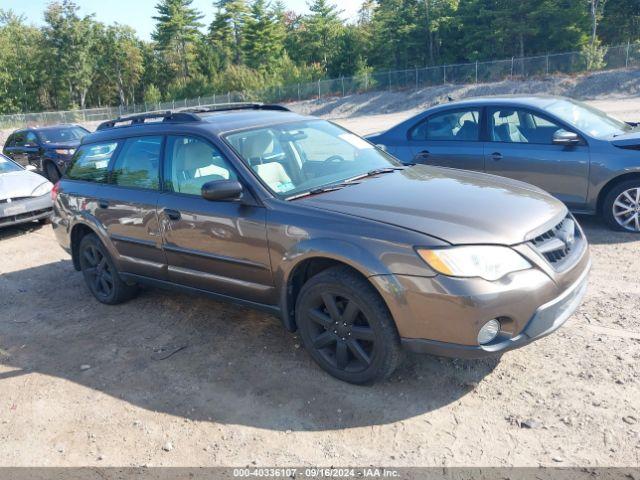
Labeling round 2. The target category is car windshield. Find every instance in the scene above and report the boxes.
[546,99,634,138]
[0,154,23,174]
[37,126,88,143]
[225,120,400,199]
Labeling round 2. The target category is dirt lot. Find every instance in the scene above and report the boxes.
[1,96,640,468]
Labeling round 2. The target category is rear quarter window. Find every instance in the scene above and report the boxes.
[66,142,119,183]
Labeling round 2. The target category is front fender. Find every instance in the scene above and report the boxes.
[274,237,400,331]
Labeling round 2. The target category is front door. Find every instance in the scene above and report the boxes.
[408,107,485,172]
[158,135,274,305]
[484,107,590,208]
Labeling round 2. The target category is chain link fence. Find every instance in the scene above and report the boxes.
[1,42,639,130]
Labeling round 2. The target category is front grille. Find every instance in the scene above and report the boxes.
[0,197,30,204]
[0,208,51,227]
[530,216,582,268]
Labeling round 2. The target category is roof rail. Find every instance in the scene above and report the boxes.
[96,111,201,131]
[178,102,291,114]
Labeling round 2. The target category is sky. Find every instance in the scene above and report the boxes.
[3,0,361,39]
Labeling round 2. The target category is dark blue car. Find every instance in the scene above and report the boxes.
[367,96,640,232]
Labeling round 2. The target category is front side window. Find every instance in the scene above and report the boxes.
[66,142,118,183]
[226,120,399,198]
[546,99,634,138]
[490,108,565,144]
[25,132,39,146]
[111,136,162,190]
[410,109,480,141]
[164,136,237,196]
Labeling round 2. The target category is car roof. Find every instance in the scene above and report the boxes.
[13,124,82,134]
[435,95,571,109]
[83,108,313,145]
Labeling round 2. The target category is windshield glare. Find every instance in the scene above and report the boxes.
[546,99,632,138]
[226,121,399,198]
[38,126,88,143]
[0,154,22,174]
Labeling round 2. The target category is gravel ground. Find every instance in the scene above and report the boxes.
[0,87,639,468]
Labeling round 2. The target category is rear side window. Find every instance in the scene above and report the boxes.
[111,136,162,190]
[66,142,118,183]
[410,109,480,141]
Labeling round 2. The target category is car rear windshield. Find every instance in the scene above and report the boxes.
[225,120,399,198]
[0,154,22,174]
[546,99,634,138]
[37,126,88,144]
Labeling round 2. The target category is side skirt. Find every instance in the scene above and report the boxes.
[120,272,282,317]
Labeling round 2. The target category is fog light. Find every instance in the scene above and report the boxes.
[478,319,501,345]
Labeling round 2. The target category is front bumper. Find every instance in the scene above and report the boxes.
[400,262,590,358]
[370,238,591,358]
[0,194,53,228]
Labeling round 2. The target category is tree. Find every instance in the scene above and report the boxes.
[152,0,204,80]
[0,11,45,113]
[42,1,97,109]
[599,0,640,44]
[94,25,144,105]
[243,0,285,71]
[210,0,249,66]
[295,0,345,72]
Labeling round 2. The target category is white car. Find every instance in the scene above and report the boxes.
[0,153,53,228]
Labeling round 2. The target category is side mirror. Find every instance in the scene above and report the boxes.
[25,165,37,172]
[201,179,244,201]
[552,130,581,146]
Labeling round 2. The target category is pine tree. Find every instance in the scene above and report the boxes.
[243,0,285,71]
[210,0,248,65]
[152,0,204,80]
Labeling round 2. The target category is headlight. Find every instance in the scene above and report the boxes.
[55,148,75,156]
[417,245,531,281]
[32,182,53,197]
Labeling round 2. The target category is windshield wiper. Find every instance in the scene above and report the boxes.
[286,182,357,201]
[345,166,404,183]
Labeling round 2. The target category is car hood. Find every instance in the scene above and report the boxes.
[611,131,640,148]
[42,140,81,150]
[0,170,51,200]
[299,165,567,245]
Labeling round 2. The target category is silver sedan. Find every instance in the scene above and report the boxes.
[0,153,53,228]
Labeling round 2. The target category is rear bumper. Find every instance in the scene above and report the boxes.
[401,260,590,358]
[0,195,52,228]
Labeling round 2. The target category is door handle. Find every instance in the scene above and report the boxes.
[163,208,181,221]
[490,152,503,161]
[414,150,430,163]
[98,199,109,209]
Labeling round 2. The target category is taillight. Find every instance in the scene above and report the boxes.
[51,181,60,202]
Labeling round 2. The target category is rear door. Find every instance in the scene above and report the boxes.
[484,107,590,207]
[158,135,274,305]
[101,135,166,278]
[407,107,485,171]
[66,137,167,279]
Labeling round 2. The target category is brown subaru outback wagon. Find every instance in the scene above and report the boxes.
[52,104,591,384]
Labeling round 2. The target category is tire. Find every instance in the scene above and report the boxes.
[78,233,138,305]
[602,179,640,233]
[45,162,60,183]
[295,266,402,384]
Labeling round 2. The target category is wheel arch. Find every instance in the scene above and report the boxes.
[70,223,98,271]
[279,246,393,333]
[597,171,640,214]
